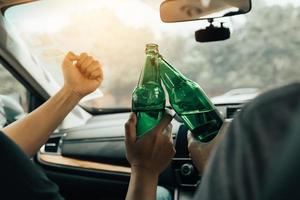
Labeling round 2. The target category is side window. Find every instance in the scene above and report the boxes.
[0,62,28,125]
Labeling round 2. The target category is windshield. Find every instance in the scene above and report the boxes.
[5,0,300,111]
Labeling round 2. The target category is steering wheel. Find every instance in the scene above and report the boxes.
[172,123,201,187]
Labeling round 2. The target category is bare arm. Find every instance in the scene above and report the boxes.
[126,167,159,200]
[1,52,103,157]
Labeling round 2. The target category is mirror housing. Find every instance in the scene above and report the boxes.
[160,0,251,23]
[195,22,230,42]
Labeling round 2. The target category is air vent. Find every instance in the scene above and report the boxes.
[45,136,61,153]
[226,106,242,118]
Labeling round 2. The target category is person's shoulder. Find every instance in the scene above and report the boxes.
[254,83,300,104]
[240,83,300,120]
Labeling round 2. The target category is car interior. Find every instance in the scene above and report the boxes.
[0,0,299,199]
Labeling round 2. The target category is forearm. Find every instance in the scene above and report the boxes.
[2,86,81,157]
[126,167,158,200]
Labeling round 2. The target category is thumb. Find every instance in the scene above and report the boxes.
[66,51,78,61]
[63,51,78,66]
[125,113,137,146]
[187,131,195,145]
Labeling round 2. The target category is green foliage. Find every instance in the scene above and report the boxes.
[170,4,300,96]
[0,64,25,96]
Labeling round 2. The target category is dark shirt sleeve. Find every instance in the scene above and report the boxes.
[0,131,64,200]
[194,83,300,200]
[261,107,300,200]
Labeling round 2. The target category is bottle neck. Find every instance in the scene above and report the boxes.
[138,53,159,86]
[159,56,186,88]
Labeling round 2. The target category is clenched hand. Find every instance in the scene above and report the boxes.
[62,52,103,98]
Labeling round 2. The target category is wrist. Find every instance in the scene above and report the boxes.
[127,166,159,200]
[62,85,83,101]
[131,165,159,181]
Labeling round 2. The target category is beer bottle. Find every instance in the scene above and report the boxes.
[132,44,166,138]
[159,56,223,142]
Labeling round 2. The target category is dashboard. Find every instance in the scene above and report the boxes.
[37,104,242,199]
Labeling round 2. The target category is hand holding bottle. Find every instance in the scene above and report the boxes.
[125,112,175,175]
[125,112,175,200]
[187,131,216,174]
[187,120,230,174]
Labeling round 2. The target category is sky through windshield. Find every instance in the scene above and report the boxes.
[5,0,300,109]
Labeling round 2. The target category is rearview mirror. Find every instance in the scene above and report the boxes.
[160,0,251,23]
[195,22,230,42]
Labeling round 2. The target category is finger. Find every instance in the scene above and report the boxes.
[89,70,101,79]
[94,65,104,83]
[170,144,176,157]
[65,51,78,61]
[187,131,199,151]
[162,123,172,138]
[152,112,173,134]
[96,76,103,84]
[187,131,194,145]
[88,61,101,72]
[81,57,94,74]
[89,60,103,75]
[167,141,176,158]
[125,113,137,145]
[82,56,94,68]
[63,51,78,66]
[98,66,104,80]
[78,53,88,62]
[77,56,92,74]
[86,61,101,78]
[168,124,173,142]
[76,53,88,67]
[165,108,176,118]
[96,75,103,84]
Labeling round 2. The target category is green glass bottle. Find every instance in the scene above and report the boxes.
[132,44,166,138]
[159,56,223,142]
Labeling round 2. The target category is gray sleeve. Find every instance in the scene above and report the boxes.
[194,109,260,200]
[193,83,300,200]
